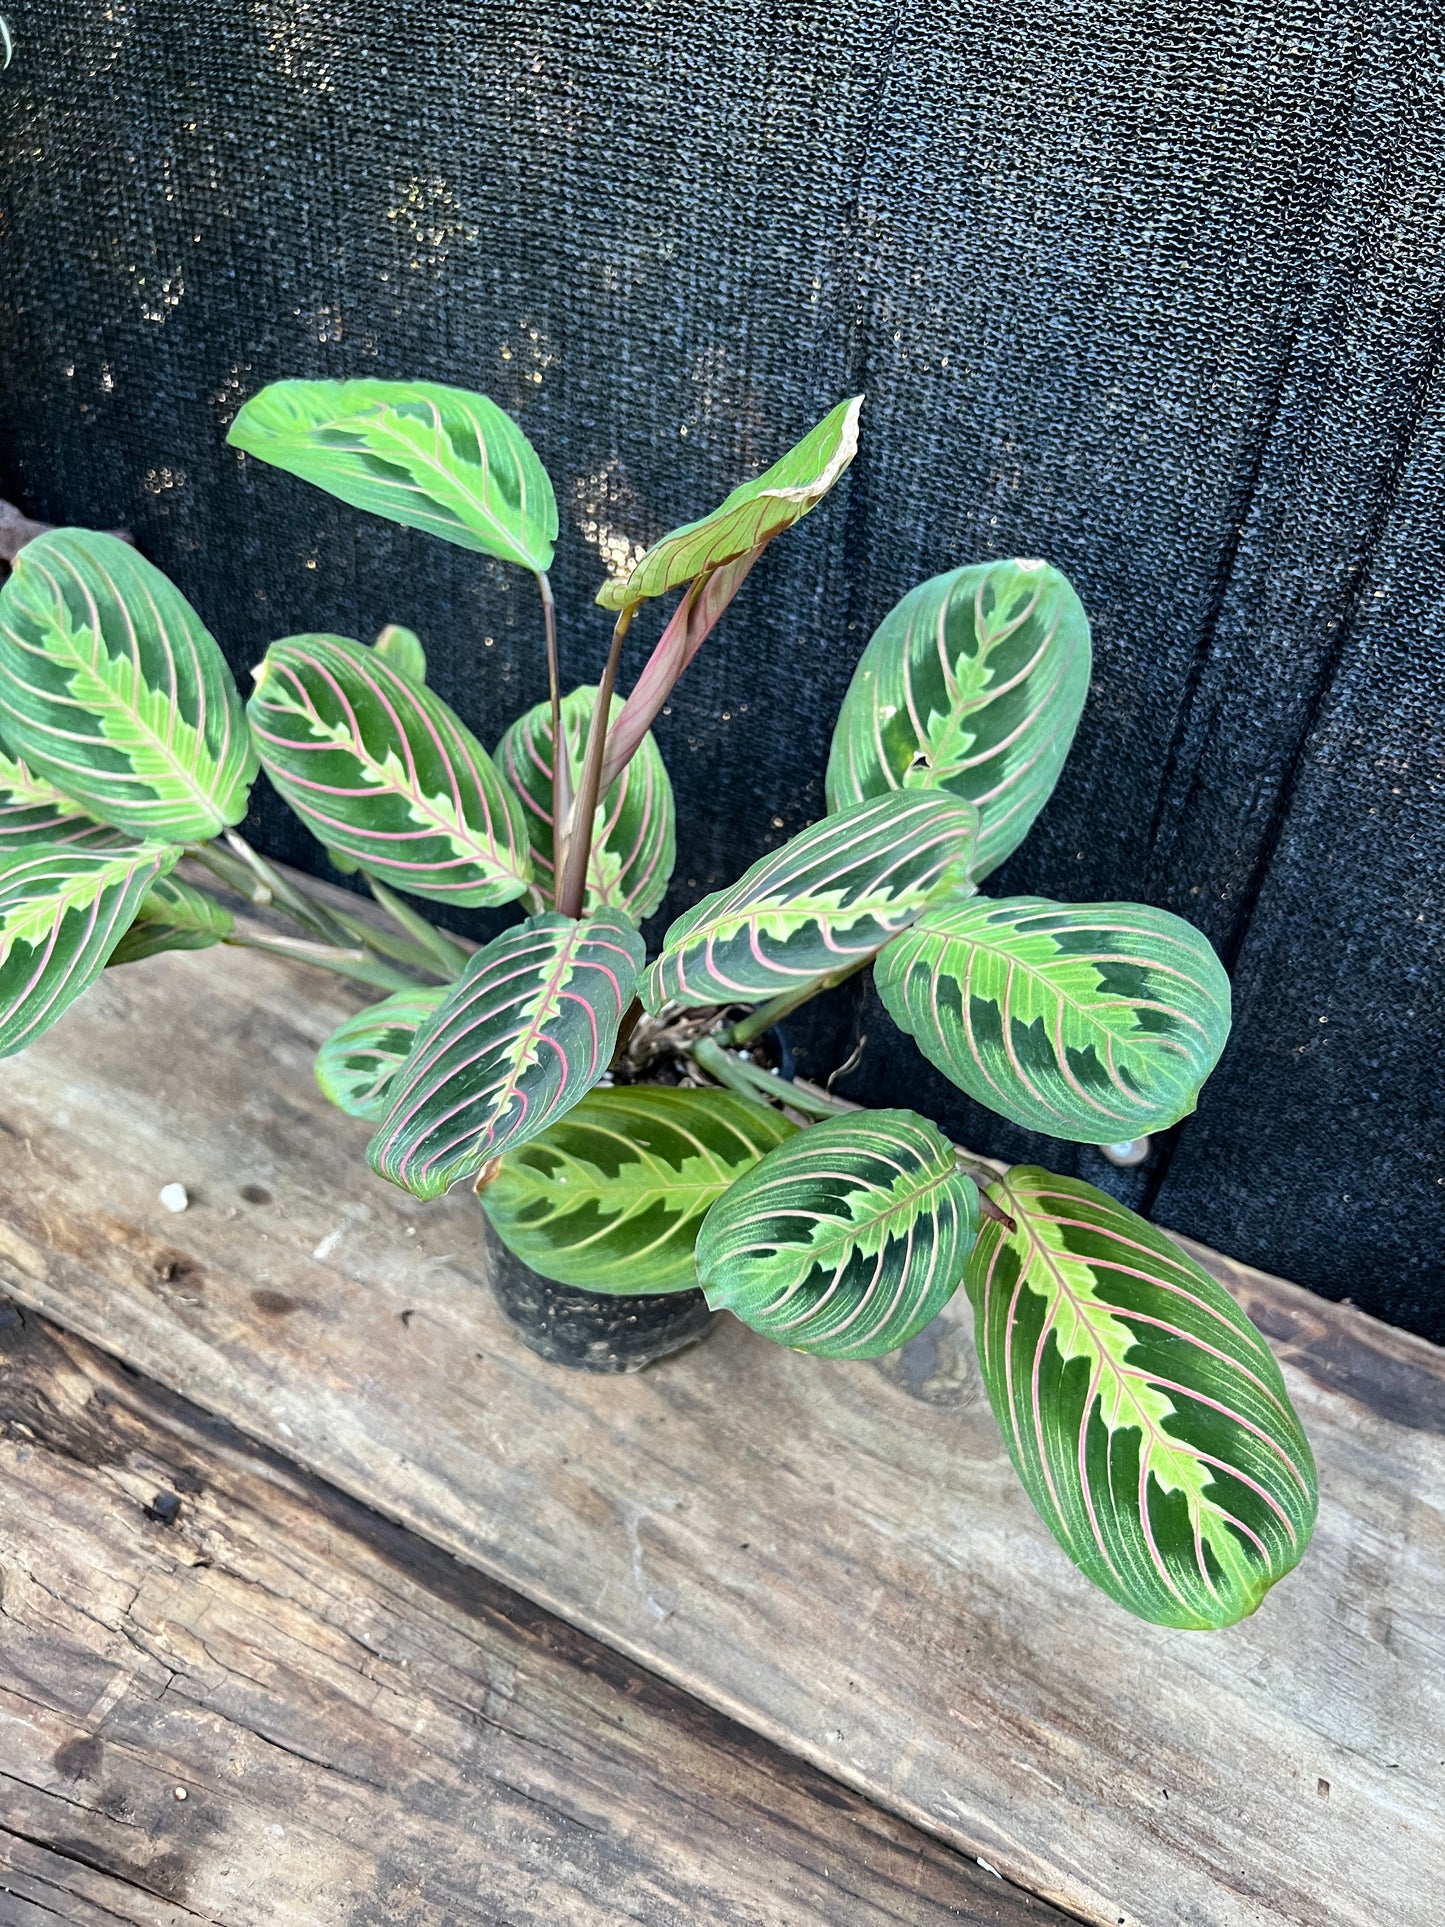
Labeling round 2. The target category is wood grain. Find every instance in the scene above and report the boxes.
[0,935,1440,1927]
[0,1302,1050,1926]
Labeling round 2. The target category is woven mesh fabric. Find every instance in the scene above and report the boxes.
[1,2,1441,1335]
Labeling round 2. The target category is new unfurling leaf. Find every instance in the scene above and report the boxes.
[826,559,1090,880]
[229,380,558,571]
[965,1169,1317,1629]
[596,397,861,611]
[876,895,1231,1142]
[696,1109,978,1358]
[368,911,645,1200]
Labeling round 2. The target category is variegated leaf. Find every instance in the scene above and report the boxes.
[228,380,558,571]
[368,911,645,1200]
[696,1109,978,1358]
[481,1085,797,1293]
[315,986,449,1120]
[825,560,1090,879]
[248,633,532,908]
[0,530,257,842]
[644,792,977,1014]
[496,684,675,919]
[0,841,178,1055]
[107,871,234,965]
[876,896,1231,1143]
[966,1168,1317,1629]
[0,731,125,852]
[596,397,861,611]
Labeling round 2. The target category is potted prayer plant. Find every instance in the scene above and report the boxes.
[0,379,1317,1629]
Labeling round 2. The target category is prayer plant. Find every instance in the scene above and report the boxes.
[0,379,1316,1629]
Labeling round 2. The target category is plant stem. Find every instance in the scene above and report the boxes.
[327,906,455,980]
[223,925,421,993]
[365,877,472,978]
[534,570,570,903]
[222,829,355,946]
[185,839,274,905]
[555,605,632,919]
[721,954,874,1048]
[690,1035,843,1120]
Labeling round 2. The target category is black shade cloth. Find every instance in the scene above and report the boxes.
[2,1,1441,1336]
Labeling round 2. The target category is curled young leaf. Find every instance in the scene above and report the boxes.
[876,895,1231,1142]
[644,791,977,1014]
[696,1109,978,1357]
[596,396,862,611]
[229,380,558,571]
[248,633,532,909]
[0,841,179,1055]
[496,684,675,919]
[482,1085,797,1293]
[367,911,645,1200]
[826,560,1091,879]
[315,986,449,1120]
[966,1169,1317,1629]
[0,530,256,842]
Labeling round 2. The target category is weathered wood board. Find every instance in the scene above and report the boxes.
[0,1302,1053,1926]
[0,938,1440,1927]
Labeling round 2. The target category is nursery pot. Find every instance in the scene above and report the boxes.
[480,1214,718,1374]
[480,1027,795,1374]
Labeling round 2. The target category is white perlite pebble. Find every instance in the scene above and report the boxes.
[158,1183,190,1214]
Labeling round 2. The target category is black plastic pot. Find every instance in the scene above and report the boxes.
[481,1214,717,1373]
[481,1027,792,1374]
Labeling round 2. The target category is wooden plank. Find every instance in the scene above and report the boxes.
[0,937,1441,1927]
[0,1300,1059,1927]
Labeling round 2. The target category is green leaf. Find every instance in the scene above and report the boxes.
[496,684,675,919]
[825,560,1091,880]
[481,1084,797,1293]
[373,624,427,685]
[248,632,532,909]
[0,731,126,853]
[0,530,257,842]
[315,986,449,1119]
[0,841,179,1055]
[876,896,1231,1143]
[229,380,558,571]
[696,1109,978,1358]
[596,397,862,611]
[105,869,234,962]
[965,1169,1317,1629]
[644,791,977,1015]
[368,910,645,1200]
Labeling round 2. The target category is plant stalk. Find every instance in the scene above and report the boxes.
[555,605,633,919]
[721,953,874,1049]
[223,925,421,993]
[534,569,571,905]
[365,876,472,979]
[221,830,355,946]
[690,1035,843,1120]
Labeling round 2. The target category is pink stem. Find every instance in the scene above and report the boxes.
[598,543,768,793]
